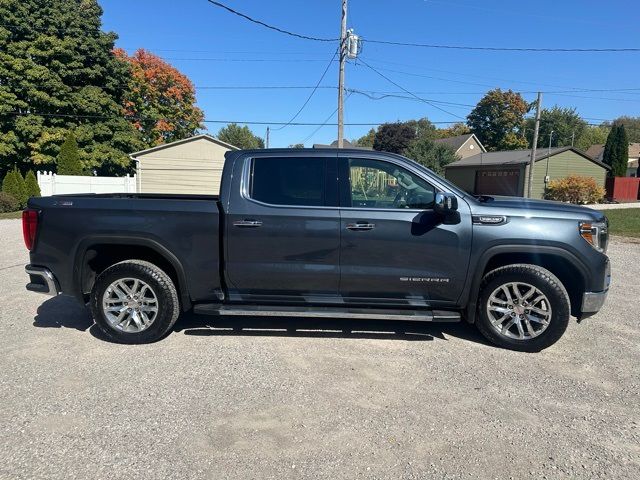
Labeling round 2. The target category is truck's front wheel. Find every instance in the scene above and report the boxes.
[90,260,180,344]
[476,264,570,352]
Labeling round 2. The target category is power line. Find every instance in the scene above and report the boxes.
[271,49,339,131]
[299,93,352,145]
[3,110,459,126]
[347,88,475,108]
[204,1,337,42]
[162,57,337,63]
[355,58,466,120]
[364,38,640,52]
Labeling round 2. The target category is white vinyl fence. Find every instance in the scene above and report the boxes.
[37,171,137,196]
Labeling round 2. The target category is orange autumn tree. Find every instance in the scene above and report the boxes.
[114,48,204,146]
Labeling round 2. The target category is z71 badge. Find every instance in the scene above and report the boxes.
[400,277,451,283]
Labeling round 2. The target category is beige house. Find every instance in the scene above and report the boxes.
[434,133,486,159]
[585,143,640,177]
[130,134,239,194]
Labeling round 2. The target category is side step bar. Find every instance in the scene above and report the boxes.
[193,304,460,323]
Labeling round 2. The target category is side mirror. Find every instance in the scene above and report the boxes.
[434,192,458,216]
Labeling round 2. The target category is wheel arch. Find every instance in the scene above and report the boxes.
[73,235,191,311]
[465,245,588,323]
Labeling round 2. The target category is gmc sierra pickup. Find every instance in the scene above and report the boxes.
[23,148,610,351]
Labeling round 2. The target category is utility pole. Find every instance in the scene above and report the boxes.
[265,126,270,149]
[544,130,553,196]
[527,92,542,198]
[337,0,347,148]
[571,129,575,147]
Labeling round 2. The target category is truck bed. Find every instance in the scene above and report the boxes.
[27,193,223,308]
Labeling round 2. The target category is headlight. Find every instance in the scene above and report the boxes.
[579,220,609,253]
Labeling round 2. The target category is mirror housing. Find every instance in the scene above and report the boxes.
[434,192,458,216]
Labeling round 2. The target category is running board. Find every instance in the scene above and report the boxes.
[192,304,460,323]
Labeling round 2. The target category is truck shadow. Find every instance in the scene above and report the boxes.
[175,312,490,346]
[32,295,93,331]
[30,296,491,347]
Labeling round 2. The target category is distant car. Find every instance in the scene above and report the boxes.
[23,148,610,351]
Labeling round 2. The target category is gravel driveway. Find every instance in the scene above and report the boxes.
[0,218,638,480]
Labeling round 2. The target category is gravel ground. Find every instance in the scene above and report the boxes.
[0,218,638,480]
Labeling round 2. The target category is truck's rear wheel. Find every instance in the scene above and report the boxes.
[476,264,570,352]
[90,260,179,344]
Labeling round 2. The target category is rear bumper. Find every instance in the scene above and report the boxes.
[25,265,61,296]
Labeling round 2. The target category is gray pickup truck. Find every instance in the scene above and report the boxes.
[23,148,611,351]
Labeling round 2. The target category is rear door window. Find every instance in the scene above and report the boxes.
[250,157,328,207]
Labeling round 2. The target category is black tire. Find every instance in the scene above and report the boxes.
[476,264,570,352]
[90,260,180,344]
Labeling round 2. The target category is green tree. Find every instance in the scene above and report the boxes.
[405,118,437,142]
[404,137,459,175]
[575,125,610,151]
[0,0,144,178]
[467,89,529,151]
[57,132,83,175]
[288,143,304,148]
[603,125,630,177]
[217,124,264,149]
[373,122,416,154]
[2,167,26,207]
[1,170,19,200]
[354,128,376,148]
[435,123,471,139]
[602,125,616,169]
[24,170,41,198]
[608,116,640,143]
[525,106,587,148]
[613,125,629,177]
[15,167,27,206]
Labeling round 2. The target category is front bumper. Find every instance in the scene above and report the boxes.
[580,258,610,315]
[25,265,61,296]
[581,290,608,313]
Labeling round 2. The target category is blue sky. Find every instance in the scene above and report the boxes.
[101,0,640,147]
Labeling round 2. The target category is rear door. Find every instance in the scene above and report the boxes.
[338,154,472,306]
[224,153,341,303]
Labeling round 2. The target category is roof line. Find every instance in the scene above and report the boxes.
[445,146,610,170]
[129,134,240,158]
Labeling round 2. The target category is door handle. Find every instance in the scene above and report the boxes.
[233,219,263,228]
[346,222,375,231]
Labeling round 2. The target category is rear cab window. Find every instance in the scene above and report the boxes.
[249,156,337,207]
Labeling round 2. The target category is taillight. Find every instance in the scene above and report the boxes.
[22,209,39,251]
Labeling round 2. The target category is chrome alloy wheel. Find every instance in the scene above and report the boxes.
[102,278,159,333]
[486,282,552,340]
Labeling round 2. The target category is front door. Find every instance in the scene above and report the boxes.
[338,155,472,307]
[225,154,341,303]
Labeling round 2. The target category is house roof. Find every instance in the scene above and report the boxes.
[585,144,604,160]
[433,133,485,153]
[445,146,610,170]
[629,143,640,159]
[312,139,372,150]
[129,134,239,158]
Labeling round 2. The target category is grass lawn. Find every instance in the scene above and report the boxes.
[0,211,22,220]
[600,208,640,238]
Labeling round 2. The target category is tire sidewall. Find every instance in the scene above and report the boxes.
[477,267,570,352]
[90,262,178,344]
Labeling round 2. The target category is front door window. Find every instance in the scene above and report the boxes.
[347,158,435,209]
